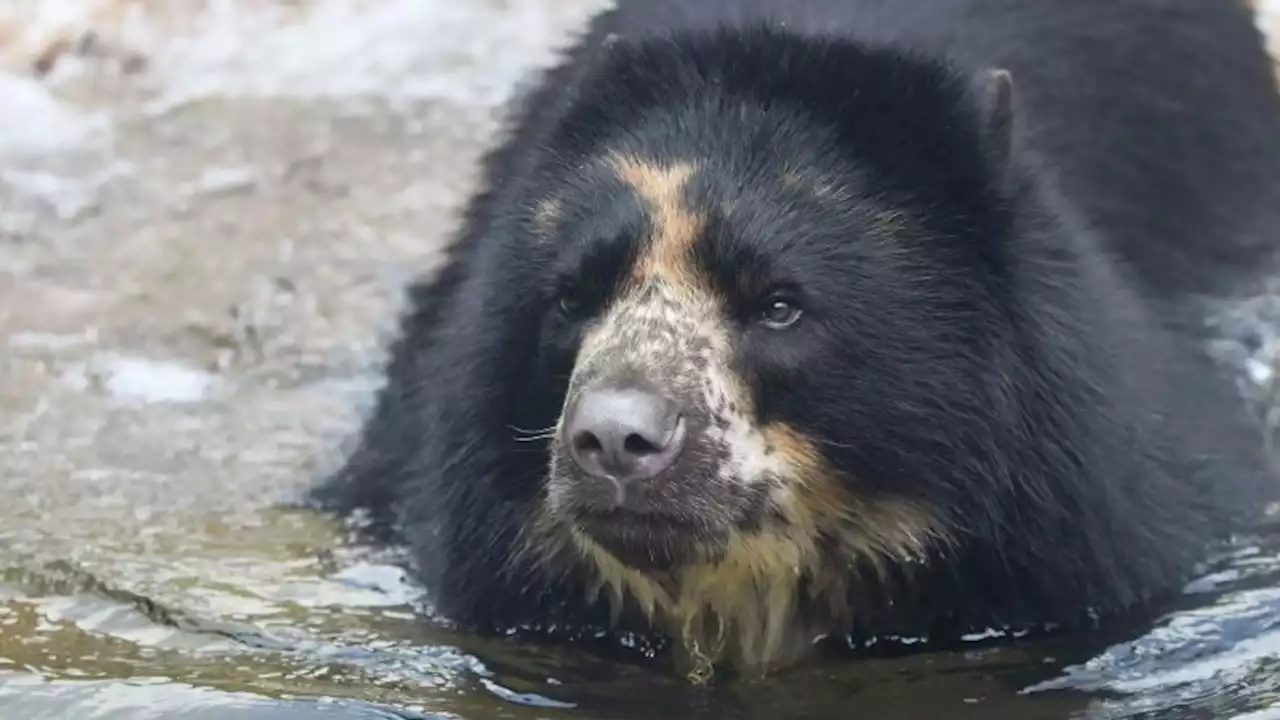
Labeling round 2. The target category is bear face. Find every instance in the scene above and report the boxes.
[531,150,949,581]
[496,30,1025,669]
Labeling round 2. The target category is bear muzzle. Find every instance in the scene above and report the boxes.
[563,384,689,491]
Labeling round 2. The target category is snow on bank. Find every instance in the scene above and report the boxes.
[0,73,107,160]
[0,0,606,235]
[141,0,609,113]
[2,0,608,113]
[62,351,227,405]
[0,70,116,237]
[1260,0,1280,66]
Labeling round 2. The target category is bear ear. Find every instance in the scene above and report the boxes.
[972,68,1015,183]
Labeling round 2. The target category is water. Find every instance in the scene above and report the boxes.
[2,1,1280,718]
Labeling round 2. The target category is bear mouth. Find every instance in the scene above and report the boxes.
[573,509,725,571]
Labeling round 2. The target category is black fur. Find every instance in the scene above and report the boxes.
[312,0,1280,669]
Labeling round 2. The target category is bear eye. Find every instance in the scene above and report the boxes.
[758,294,803,329]
[555,286,583,318]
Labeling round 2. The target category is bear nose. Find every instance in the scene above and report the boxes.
[565,386,686,483]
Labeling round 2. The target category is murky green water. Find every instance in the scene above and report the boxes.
[3,497,1280,719]
[4,1,1280,718]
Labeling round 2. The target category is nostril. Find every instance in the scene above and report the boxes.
[623,433,660,456]
[573,431,603,456]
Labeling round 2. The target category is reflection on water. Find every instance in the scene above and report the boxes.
[3,1,1280,718]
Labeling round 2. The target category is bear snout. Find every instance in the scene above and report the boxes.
[562,383,689,489]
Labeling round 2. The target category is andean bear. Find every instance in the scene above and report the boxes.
[312,0,1280,681]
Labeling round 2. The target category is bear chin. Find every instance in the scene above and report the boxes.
[569,510,724,572]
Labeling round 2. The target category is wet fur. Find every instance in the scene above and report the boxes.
[312,0,1280,680]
